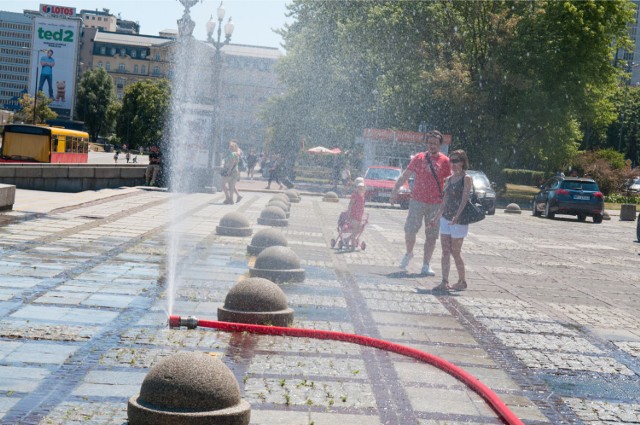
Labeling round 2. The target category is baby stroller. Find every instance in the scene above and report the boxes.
[330,211,369,251]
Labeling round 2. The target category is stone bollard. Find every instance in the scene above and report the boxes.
[216,212,253,236]
[128,352,251,424]
[266,200,290,218]
[249,246,305,283]
[218,277,294,326]
[637,212,640,241]
[268,198,290,211]
[504,203,522,214]
[257,206,288,227]
[322,191,340,203]
[271,193,291,207]
[620,204,637,221]
[247,228,288,255]
[284,189,300,203]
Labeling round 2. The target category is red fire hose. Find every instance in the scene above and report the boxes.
[169,315,523,425]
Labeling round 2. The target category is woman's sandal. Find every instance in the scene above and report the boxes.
[433,281,450,292]
[450,280,467,291]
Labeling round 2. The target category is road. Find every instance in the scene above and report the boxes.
[0,186,639,424]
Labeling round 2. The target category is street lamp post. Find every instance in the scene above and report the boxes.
[206,2,234,169]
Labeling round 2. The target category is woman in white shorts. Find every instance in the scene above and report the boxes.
[428,149,472,292]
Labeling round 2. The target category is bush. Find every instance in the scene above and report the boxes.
[499,169,546,187]
[570,150,633,195]
[604,194,640,204]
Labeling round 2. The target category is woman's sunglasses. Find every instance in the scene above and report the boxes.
[450,158,463,163]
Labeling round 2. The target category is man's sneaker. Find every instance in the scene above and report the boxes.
[399,253,414,269]
[421,264,436,276]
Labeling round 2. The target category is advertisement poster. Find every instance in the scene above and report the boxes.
[30,16,80,118]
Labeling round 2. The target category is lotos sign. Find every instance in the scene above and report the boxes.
[40,4,76,18]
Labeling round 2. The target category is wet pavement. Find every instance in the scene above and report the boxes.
[0,178,638,424]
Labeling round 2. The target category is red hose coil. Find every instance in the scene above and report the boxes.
[192,317,524,425]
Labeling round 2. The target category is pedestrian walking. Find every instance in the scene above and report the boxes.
[391,130,451,275]
[246,148,258,180]
[125,151,130,163]
[145,146,161,186]
[221,141,240,204]
[429,149,472,291]
[265,154,284,190]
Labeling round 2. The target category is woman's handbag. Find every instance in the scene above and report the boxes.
[458,200,485,225]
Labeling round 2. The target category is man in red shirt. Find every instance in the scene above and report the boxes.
[391,131,451,275]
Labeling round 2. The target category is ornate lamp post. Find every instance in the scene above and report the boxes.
[206,2,234,168]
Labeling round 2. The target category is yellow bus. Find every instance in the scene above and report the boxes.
[0,124,89,163]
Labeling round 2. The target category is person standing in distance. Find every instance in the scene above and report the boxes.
[38,49,55,99]
[391,130,451,275]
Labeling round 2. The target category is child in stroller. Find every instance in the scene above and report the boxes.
[331,181,368,250]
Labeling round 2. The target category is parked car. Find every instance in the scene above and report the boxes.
[467,170,496,215]
[364,165,411,209]
[625,177,640,194]
[531,176,604,223]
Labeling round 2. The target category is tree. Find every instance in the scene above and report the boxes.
[12,91,56,124]
[265,0,634,176]
[76,67,117,141]
[115,79,171,149]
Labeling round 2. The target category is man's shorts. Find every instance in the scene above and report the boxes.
[404,199,440,239]
[439,217,469,239]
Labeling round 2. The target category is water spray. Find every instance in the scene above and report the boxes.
[168,315,524,425]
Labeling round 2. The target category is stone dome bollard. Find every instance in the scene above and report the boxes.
[216,212,252,237]
[128,352,251,425]
[266,199,290,217]
[247,228,288,255]
[284,189,300,203]
[257,206,288,227]
[218,277,294,326]
[322,191,340,203]
[249,246,305,283]
[504,203,522,214]
[271,193,291,206]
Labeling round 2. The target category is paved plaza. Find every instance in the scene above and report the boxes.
[0,181,638,424]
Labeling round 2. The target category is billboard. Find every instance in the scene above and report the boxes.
[30,16,80,119]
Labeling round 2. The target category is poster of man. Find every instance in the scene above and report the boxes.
[30,16,80,118]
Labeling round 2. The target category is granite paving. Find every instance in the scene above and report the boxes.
[0,183,636,424]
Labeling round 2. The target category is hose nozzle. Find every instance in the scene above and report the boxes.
[168,315,198,329]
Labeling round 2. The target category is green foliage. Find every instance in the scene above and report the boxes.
[76,68,117,141]
[604,193,640,204]
[267,0,633,175]
[116,79,171,149]
[570,150,634,195]
[12,91,57,124]
[499,169,547,187]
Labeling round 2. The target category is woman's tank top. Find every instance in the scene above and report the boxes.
[443,175,466,220]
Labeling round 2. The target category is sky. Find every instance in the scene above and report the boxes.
[2,0,291,49]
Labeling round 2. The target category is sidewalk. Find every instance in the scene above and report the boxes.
[0,184,637,424]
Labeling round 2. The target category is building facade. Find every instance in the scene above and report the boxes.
[0,5,283,152]
[0,11,33,111]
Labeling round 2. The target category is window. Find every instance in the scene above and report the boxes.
[105,62,110,70]
[120,48,126,56]
[141,65,146,74]
[110,47,116,55]
[97,62,103,68]
[118,63,125,72]
[131,50,137,58]
[153,66,160,76]
[155,53,161,61]
[100,46,106,55]
[134,64,138,73]
[117,78,124,88]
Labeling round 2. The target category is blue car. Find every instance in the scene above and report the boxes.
[532,176,604,223]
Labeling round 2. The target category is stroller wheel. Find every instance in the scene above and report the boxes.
[338,240,344,250]
[330,238,336,248]
[360,241,366,251]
